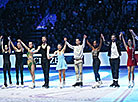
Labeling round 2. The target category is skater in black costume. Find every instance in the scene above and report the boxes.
[9,37,24,88]
[33,36,51,88]
[0,36,12,89]
[87,34,103,88]
[101,34,121,88]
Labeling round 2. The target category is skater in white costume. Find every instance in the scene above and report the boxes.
[65,35,87,87]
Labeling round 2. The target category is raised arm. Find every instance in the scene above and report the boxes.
[82,35,87,48]
[129,29,138,40]
[1,39,4,53]
[0,36,3,46]
[47,45,51,59]
[87,40,94,49]
[97,37,102,50]
[101,34,110,46]
[18,39,29,51]
[10,41,17,50]
[64,37,74,49]
[8,37,18,51]
[120,33,127,50]
[131,32,136,48]
[20,43,24,52]
[62,39,66,53]
[8,41,11,53]
[66,41,74,49]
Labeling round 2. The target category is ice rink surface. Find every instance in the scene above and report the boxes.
[0,68,138,102]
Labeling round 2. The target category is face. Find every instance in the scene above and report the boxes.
[42,37,46,43]
[76,39,80,45]
[57,44,62,50]
[93,41,97,47]
[128,39,132,46]
[17,42,21,49]
[5,45,8,51]
[111,35,116,42]
[29,42,33,48]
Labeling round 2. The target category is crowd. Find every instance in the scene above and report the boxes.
[0,0,138,53]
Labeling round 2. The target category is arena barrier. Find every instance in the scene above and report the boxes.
[0,51,138,69]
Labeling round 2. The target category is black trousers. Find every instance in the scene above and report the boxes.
[93,58,101,82]
[42,59,50,86]
[109,58,120,79]
[16,61,24,85]
[3,63,12,86]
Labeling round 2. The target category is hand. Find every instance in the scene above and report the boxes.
[119,33,122,40]
[119,32,123,37]
[8,36,11,41]
[17,39,21,42]
[0,36,3,39]
[101,34,104,39]
[1,39,3,44]
[48,57,52,60]
[129,29,133,32]
[64,37,67,41]
[84,35,87,38]
[49,56,52,59]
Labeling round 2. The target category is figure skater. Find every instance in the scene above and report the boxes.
[101,34,121,88]
[64,35,87,87]
[87,34,103,88]
[120,30,137,88]
[32,36,51,88]
[50,40,67,88]
[9,37,24,88]
[18,39,36,89]
[1,37,12,89]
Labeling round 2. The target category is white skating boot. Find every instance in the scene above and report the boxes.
[29,83,35,89]
[59,82,63,89]
[92,82,100,89]
[1,85,7,89]
[8,84,13,88]
[128,82,131,88]
[16,85,19,88]
[131,81,134,88]
[98,81,103,86]
[63,81,66,88]
[21,84,24,88]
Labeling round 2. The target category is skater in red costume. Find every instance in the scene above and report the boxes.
[120,30,137,88]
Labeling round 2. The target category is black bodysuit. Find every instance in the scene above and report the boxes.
[3,52,12,86]
[15,51,24,85]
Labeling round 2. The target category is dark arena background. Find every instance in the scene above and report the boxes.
[0,0,138,102]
